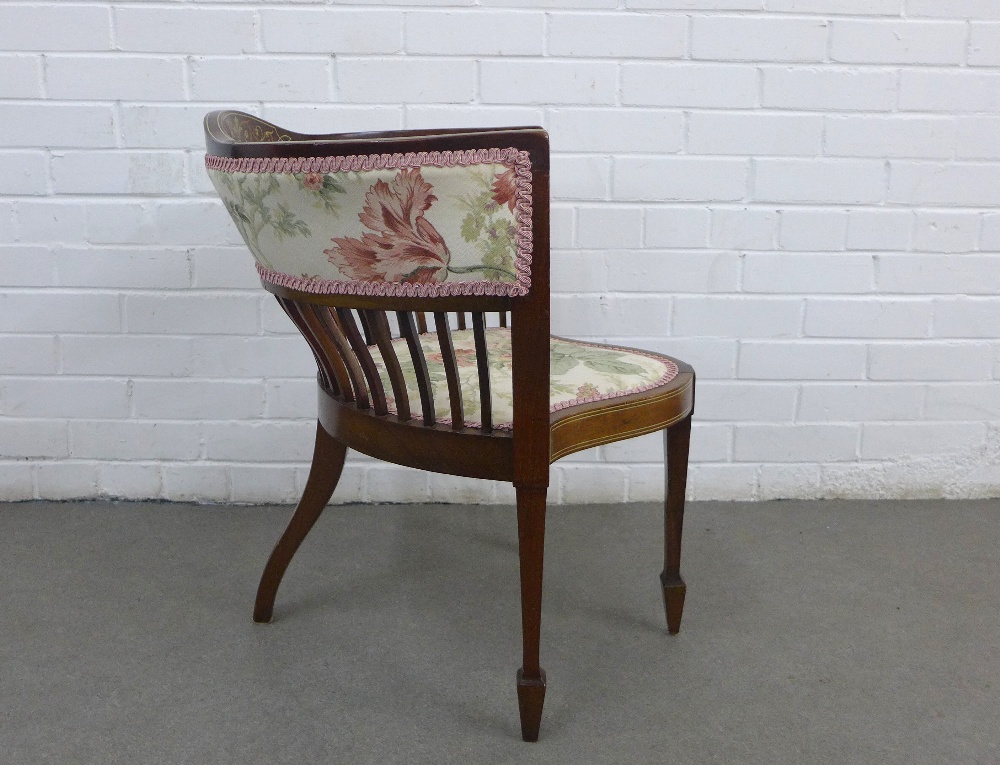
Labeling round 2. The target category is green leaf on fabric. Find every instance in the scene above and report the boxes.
[582,358,647,376]
[550,351,581,376]
[461,212,484,242]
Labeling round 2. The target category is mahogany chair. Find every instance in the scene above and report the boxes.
[204,110,695,742]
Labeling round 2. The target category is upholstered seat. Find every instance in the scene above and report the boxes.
[370,327,679,428]
[204,111,695,743]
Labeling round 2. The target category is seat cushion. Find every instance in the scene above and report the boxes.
[369,327,679,429]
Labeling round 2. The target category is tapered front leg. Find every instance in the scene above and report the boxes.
[515,485,547,742]
[660,415,691,635]
[254,421,347,623]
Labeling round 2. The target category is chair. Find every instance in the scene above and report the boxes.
[203,111,695,741]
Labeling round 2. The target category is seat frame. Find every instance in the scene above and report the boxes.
[205,111,695,742]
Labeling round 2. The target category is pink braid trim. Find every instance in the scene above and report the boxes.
[207,147,533,299]
[206,146,522,175]
[257,262,528,298]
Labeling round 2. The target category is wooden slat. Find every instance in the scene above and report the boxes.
[277,297,333,393]
[499,311,508,328]
[398,310,436,426]
[471,312,493,434]
[434,312,465,430]
[357,308,376,346]
[364,310,411,423]
[456,312,467,330]
[299,305,364,401]
[336,307,388,416]
[300,305,356,404]
[416,312,428,334]
[280,298,344,398]
[323,308,368,409]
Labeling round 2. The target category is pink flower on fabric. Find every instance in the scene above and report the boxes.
[576,382,600,398]
[491,169,517,213]
[303,173,324,190]
[426,348,478,367]
[325,168,450,283]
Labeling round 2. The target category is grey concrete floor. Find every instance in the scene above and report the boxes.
[2,499,999,765]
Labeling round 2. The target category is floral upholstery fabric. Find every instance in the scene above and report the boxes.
[206,151,532,297]
[368,327,679,429]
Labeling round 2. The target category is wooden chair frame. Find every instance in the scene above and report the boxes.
[205,111,695,742]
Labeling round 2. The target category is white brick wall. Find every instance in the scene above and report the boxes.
[3,1,1000,504]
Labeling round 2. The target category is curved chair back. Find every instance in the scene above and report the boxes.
[204,111,551,483]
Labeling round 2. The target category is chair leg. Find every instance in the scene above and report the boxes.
[253,421,347,624]
[515,485,547,742]
[660,415,691,635]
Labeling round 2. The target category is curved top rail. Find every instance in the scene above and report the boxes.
[204,110,549,171]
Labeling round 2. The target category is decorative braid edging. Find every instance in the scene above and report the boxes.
[206,147,533,298]
[258,262,529,298]
[206,146,522,175]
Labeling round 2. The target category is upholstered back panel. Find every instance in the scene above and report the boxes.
[206,149,533,298]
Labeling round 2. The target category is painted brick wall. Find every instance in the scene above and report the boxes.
[3,0,1000,504]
